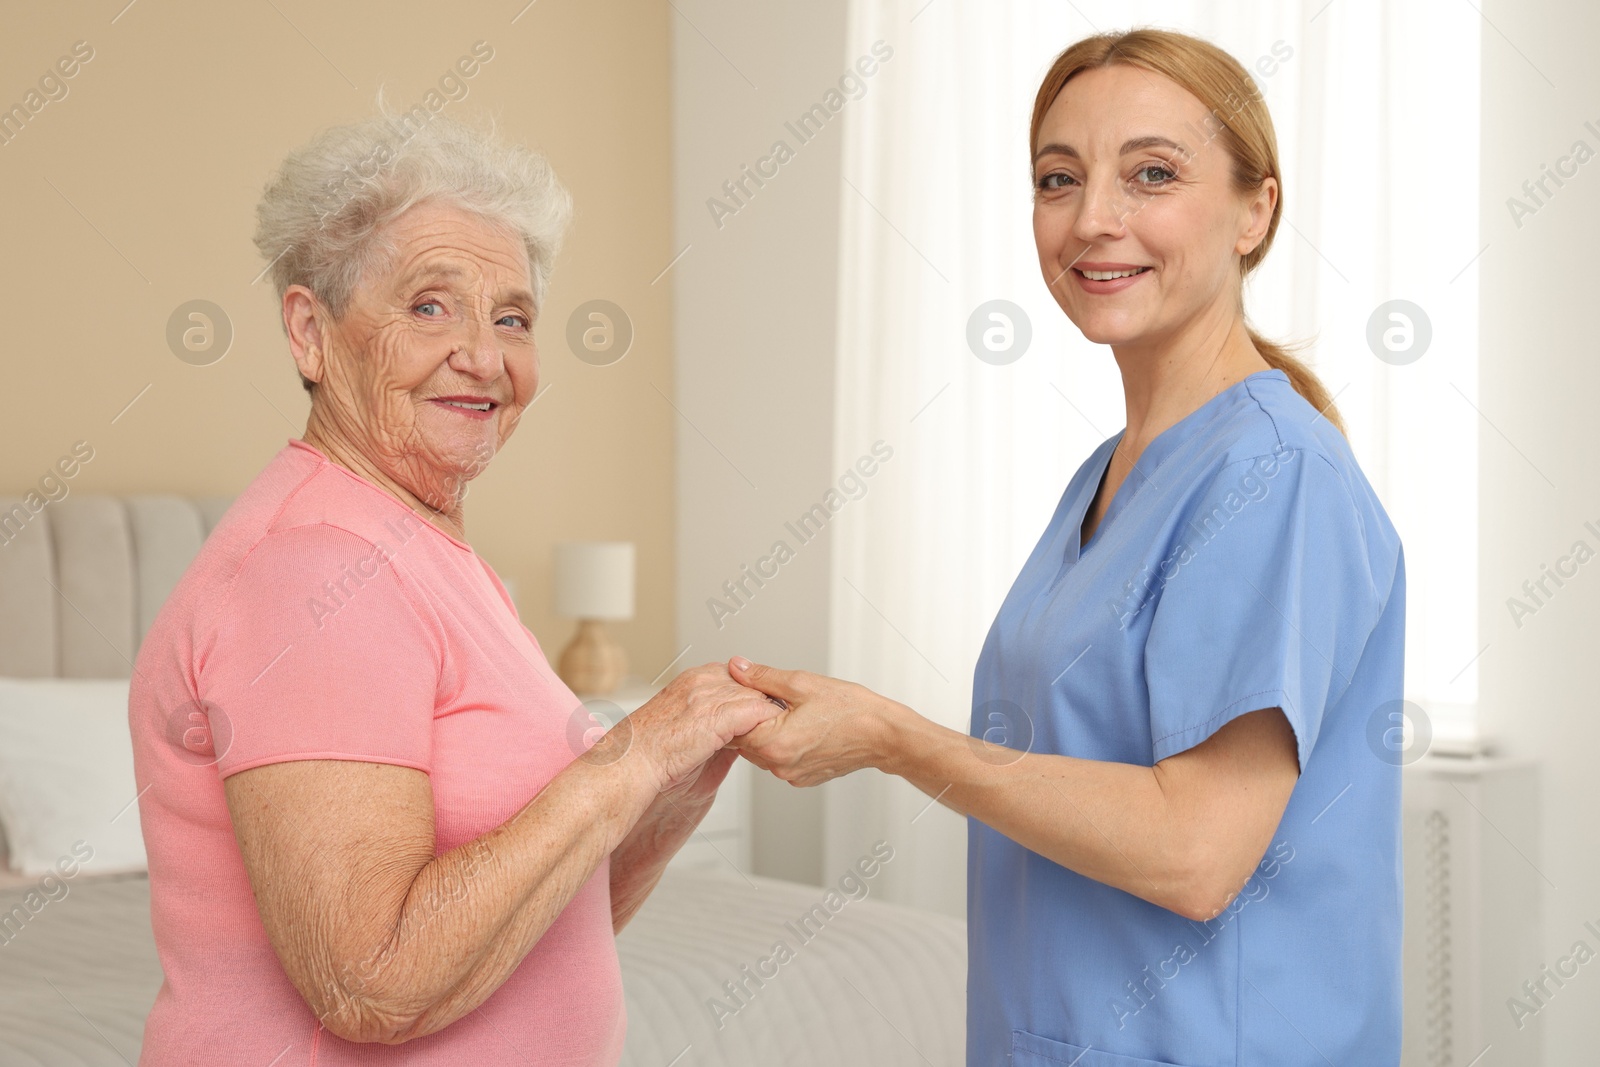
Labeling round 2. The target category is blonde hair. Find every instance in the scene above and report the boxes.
[252,100,573,392]
[1031,28,1345,435]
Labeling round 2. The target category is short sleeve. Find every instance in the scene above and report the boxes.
[1144,448,1380,770]
[199,524,443,778]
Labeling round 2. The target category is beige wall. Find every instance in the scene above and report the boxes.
[0,1,677,669]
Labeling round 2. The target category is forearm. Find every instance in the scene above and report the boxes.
[322,755,656,1041]
[608,792,712,932]
[881,712,1225,920]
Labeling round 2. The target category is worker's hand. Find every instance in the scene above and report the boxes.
[725,657,909,787]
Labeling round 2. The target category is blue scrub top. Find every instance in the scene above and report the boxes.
[967,369,1405,1066]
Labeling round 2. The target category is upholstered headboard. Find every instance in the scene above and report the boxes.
[0,496,233,680]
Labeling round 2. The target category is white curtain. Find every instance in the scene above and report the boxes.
[826,0,1481,916]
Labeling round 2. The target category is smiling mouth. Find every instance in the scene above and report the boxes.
[1075,267,1152,280]
[429,394,503,415]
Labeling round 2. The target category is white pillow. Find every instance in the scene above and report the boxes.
[0,678,146,876]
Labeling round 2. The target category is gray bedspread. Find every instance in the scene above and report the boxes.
[0,870,964,1065]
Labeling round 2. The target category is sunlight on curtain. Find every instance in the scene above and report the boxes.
[826,0,1480,915]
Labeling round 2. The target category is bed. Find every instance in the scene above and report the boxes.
[0,494,966,1066]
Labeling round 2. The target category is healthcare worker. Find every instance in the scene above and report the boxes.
[729,26,1404,1066]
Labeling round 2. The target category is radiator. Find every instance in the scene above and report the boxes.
[1402,753,1542,1065]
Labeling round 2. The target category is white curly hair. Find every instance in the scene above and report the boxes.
[252,101,573,392]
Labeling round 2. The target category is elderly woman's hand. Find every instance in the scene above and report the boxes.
[604,662,784,794]
[600,663,782,928]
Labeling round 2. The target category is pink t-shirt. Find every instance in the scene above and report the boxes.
[129,439,625,1066]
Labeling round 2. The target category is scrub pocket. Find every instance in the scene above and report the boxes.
[1010,1029,1201,1067]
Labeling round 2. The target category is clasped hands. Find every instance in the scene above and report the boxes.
[625,658,910,804]
[724,656,908,788]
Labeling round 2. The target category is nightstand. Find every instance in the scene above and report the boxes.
[573,681,752,877]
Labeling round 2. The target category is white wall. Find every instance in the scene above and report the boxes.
[1478,0,1600,1061]
[671,2,849,885]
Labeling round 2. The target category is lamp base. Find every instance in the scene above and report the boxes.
[558,618,628,696]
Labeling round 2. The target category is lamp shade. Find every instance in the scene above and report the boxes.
[554,541,635,620]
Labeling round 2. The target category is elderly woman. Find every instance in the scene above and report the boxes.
[128,114,777,1065]
[730,28,1405,1066]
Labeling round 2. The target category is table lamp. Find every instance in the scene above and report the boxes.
[554,541,634,695]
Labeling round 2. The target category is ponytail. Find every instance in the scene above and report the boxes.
[1248,326,1345,436]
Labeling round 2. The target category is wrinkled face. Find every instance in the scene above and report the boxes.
[1031,64,1273,350]
[313,200,538,509]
